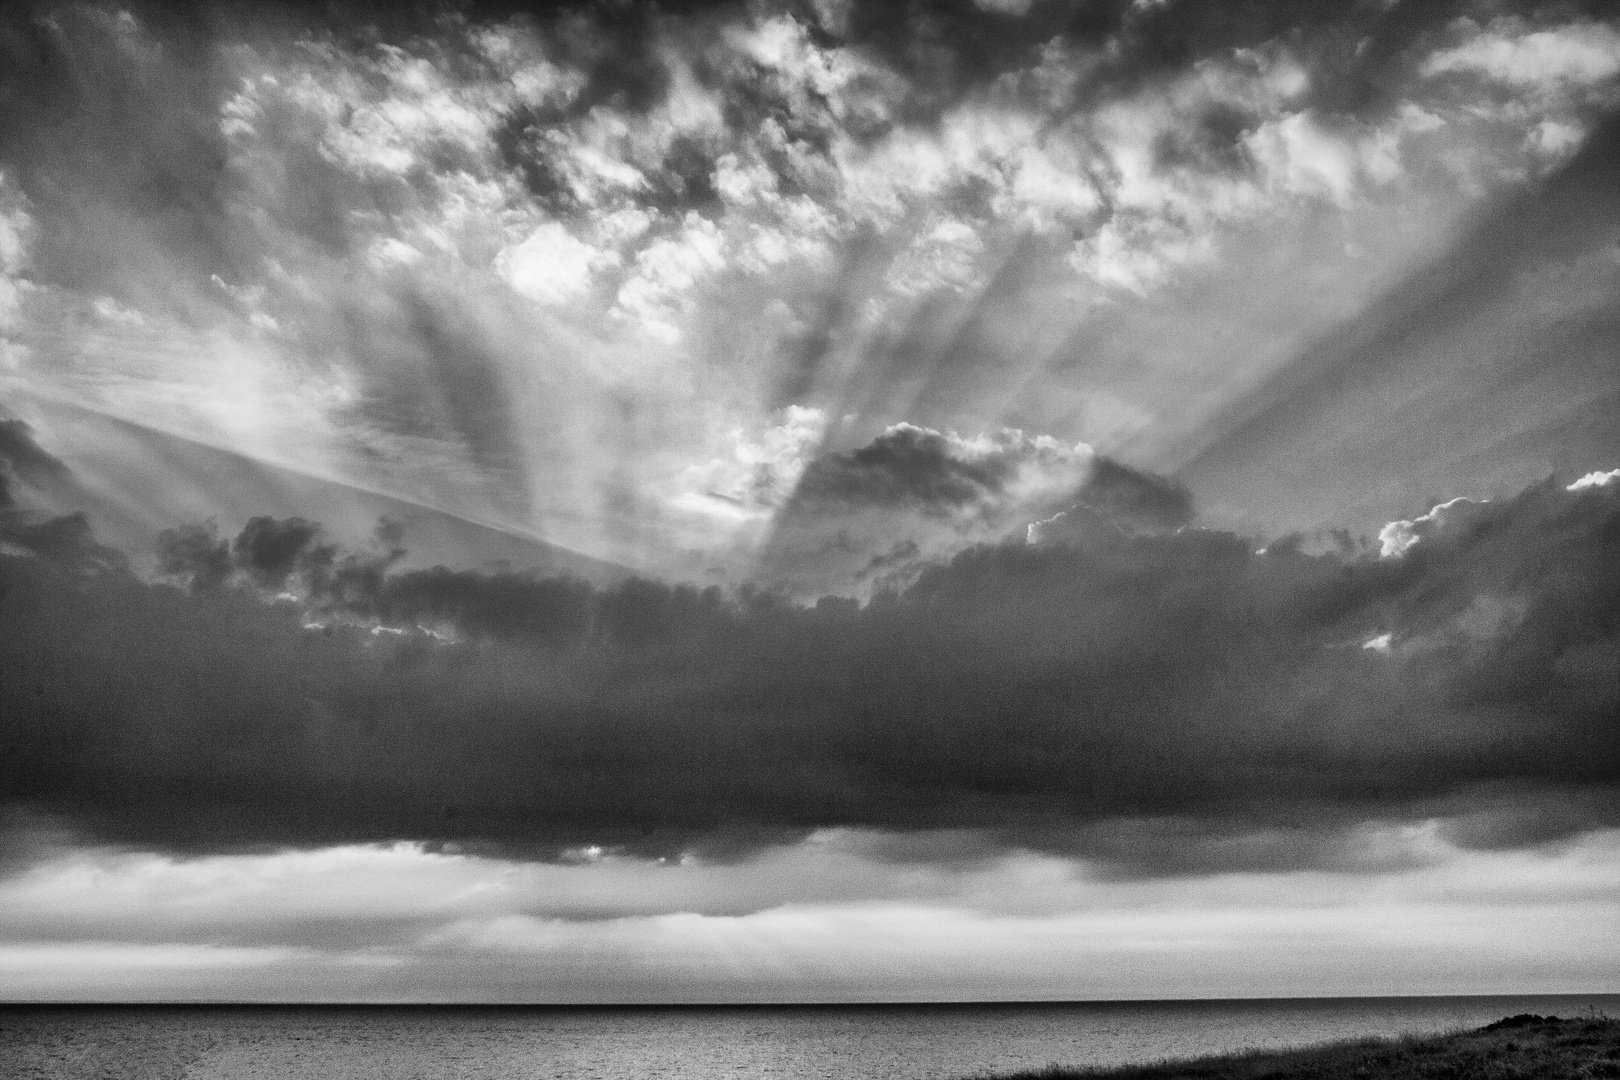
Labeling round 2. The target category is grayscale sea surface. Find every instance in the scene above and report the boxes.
[3,995,1618,1079]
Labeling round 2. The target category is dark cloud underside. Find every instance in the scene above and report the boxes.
[2,471,1617,872]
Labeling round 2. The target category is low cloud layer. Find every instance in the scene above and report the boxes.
[0,826,1616,1002]
[3,443,1617,871]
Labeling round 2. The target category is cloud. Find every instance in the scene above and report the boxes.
[3,0,1620,889]
[1568,468,1620,491]
[1027,455,1193,543]
[0,414,128,572]
[758,423,1093,591]
[3,0,1615,588]
[495,222,618,305]
[1421,19,1620,89]
[1376,496,1488,558]
[0,415,68,505]
[3,470,1618,873]
[791,424,1087,513]
[672,404,828,520]
[0,822,1616,1002]
[0,173,34,370]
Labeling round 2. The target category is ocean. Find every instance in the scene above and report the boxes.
[3,995,1617,1079]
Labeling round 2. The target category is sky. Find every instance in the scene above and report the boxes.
[0,0,1618,1003]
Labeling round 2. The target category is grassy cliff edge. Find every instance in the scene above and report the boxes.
[992,1015,1620,1080]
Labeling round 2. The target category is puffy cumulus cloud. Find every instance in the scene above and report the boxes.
[1412,15,1620,174]
[1376,495,1490,558]
[495,222,620,305]
[611,212,727,340]
[265,43,519,178]
[1568,468,1620,491]
[3,472,1619,873]
[1057,29,1555,295]
[1062,45,1442,295]
[1421,18,1620,90]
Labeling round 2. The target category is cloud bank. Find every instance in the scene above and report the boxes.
[4,426,1617,872]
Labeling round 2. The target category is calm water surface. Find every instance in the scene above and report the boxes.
[3,995,1617,1079]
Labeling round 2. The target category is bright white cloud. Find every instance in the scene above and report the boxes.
[886,219,986,295]
[612,213,727,340]
[674,405,829,520]
[1378,496,1487,558]
[1423,19,1620,89]
[1567,468,1620,491]
[0,174,32,355]
[496,222,618,305]
[1247,112,1384,206]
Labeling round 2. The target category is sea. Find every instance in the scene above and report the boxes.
[3,995,1617,1080]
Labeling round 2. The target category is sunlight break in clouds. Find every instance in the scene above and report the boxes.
[6,0,1617,579]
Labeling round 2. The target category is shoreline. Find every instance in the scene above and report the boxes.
[987,1015,1620,1080]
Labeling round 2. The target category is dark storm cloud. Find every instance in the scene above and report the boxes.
[231,515,329,589]
[4,472,1618,873]
[158,515,338,593]
[754,423,1093,592]
[791,424,1017,513]
[1072,455,1192,531]
[759,419,1191,594]
[777,425,1185,546]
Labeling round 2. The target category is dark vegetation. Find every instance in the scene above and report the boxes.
[993,1015,1620,1080]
